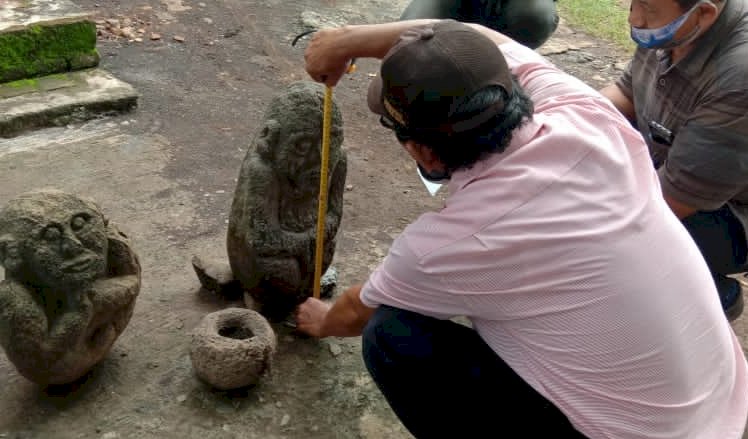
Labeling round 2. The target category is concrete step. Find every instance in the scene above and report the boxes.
[0,0,99,83]
[0,69,138,138]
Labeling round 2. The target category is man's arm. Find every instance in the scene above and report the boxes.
[662,193,697,219]
[295,284,376,337]
[462,22,515,46]
[658,84,748,221]
[600,83,636,122]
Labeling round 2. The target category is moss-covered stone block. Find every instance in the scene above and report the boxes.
[0,68,138,138]
[0,21,99,83]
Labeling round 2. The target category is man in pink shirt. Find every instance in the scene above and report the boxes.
[296,19,748,438]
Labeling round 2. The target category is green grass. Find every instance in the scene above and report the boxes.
[557,0,636,52]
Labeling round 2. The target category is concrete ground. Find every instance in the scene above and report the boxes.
[0,0,746,437]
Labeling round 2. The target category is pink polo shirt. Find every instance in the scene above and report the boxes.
[360,42,748,438]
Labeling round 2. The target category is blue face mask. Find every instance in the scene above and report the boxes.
[630,1,704,49]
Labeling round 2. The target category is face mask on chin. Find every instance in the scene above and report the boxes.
[630,1,704,49]
[417,163,450,184]
[416,163,449,196]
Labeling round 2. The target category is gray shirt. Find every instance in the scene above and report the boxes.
[616,0,748,238]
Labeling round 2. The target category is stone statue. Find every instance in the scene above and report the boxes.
[193,80,347,320]
[0,189,140,385]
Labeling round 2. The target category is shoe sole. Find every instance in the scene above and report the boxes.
[726,288,744,322]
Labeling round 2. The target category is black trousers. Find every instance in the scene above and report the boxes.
[361,305,588,438]
[682,205,747,317]
[399,0,559,49]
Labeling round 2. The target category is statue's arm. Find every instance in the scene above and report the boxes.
[46,292,93,354]
[247,161,311,257]
[90,276,140,312]
[88,224,141,311]
[105,223,141,277]
[324,154,347,239]
[0,279,48,358]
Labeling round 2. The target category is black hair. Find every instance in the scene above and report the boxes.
[675,0,721,10]
[675,0,700,8]
[414,76,534,173]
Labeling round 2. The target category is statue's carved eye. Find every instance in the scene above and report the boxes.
[71,214,90,231]
[42,226,61,242]
[6,245,19,258]
[296,140,313,154]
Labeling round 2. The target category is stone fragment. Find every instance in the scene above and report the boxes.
[320,266,337,298]
[299,10,346,30]
[280,414,290,427]
[191,255,242,298]
[120,27,135,39]
[328,342,342,357]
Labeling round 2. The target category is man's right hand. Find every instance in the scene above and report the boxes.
[305,27,354,87]
[303,20,442,87]
[295,296,332,338]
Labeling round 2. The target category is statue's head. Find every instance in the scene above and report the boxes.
[0,190,108,290]
[255,81,344,181]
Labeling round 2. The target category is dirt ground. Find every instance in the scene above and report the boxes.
[0,0,746,438]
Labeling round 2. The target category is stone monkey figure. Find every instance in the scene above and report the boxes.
[0,189,140,385]
[225,81,347,319]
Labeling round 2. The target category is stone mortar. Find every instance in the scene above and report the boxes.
[189,307,277,390]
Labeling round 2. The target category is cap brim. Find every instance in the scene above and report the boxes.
[367,74,385,117]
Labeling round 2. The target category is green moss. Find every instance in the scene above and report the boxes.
[0,21,99,83]
[4,78,38,88]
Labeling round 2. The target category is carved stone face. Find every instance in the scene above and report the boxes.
[27,209,108,288]
[277,126,321,182]
[264,81,344,184]
[0,191,108,289]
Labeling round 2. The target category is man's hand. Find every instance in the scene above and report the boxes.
[304,20,440,87]
[305,27,352,87]
[294,284,376,338]
[295,297,331,338]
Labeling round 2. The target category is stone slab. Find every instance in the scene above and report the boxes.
[0,0,92,34]
[0,69,138,138]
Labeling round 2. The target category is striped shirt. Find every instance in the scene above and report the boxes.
[616,0,748,235]
[361,41,748,438]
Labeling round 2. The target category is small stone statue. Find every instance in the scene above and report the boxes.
[193,81,347,319]
[0,189,140,385]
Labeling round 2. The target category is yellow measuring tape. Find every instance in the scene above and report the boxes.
[312,85,334,300]
[312,63,355,300]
